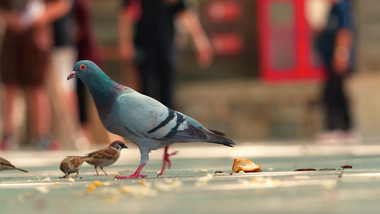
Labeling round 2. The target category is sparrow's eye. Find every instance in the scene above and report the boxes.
[80,64,86,70]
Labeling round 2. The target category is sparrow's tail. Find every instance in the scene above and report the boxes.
[80,156,92,162]
[15,167,28,173]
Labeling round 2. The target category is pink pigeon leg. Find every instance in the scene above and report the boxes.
[157,146,179,177]
[117,163,147,179]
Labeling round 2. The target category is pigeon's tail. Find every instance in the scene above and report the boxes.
[204,130,235,147]
[167,125,235,147]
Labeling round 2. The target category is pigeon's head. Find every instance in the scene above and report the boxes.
[67,60,102,81]
[108,140,128,151]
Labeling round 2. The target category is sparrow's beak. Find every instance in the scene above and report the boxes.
[67,71,78,80]
[121,144,128,149]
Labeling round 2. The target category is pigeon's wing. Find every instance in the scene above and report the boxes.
[116,91,235,147]
[116,91,177,139]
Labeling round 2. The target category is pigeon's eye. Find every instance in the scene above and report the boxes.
[80,64,86,70]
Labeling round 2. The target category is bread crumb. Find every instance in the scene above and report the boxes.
[232,158,261,173]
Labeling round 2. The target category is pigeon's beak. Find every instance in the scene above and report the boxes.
[67,71,78,80]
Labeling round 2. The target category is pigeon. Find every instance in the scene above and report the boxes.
[83,140,128,176]
[0,156,28,173]
[67,60,235,179]
[60,156,89,178]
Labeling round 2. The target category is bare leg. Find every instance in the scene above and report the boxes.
[94,166,99,176]
[25,86,51,138]
[117,163,147,179]
[158,146,178,177]
[100,167,108,176]
[2,84,17,137]
[1,85,17,150]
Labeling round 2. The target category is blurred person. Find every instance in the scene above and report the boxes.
[51,3,77,120]
[50,3,83,149]
[73,0,102,148]
[118,0,213,109]
[0,0,71,150]
[315,0,356,142]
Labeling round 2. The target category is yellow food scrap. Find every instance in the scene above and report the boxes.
[232,158,261,173]
[93,180,102,187]
[35,186,49,194]
[103,182,112,187]
[153,182,172,192]
[67,177,75,182]
[120,186,132,194]
[138,180,146,187]
[171,180,183,188]
[195,173,213,187]
[200,169,208,173]
[23,192,31,198]
[87,184,96,193]
[41,177,52,182]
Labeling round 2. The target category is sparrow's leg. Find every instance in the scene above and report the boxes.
[158,146,178,177]
[73,171,79,178]
[100,167,108,176]
[94,166,99,176]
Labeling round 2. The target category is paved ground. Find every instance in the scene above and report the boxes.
[1,142,380,214]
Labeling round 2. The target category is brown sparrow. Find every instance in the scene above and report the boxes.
[84,141,127,176]
[60,156,89,178]
[0,156,28,173]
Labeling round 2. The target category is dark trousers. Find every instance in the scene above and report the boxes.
[138,59,175,109]
[76,78,88,124]
[323,71,352,131]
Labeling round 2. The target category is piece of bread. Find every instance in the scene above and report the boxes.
[232,158,261,173]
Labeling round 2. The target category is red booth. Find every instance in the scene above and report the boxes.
[257,0,324,82]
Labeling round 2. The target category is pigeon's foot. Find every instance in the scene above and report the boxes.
[158,146,179,177]
[117,163,147,179]
[117,174,147,179]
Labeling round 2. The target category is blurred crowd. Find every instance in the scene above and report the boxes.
[0,0,213,150]
[0,0,356,150]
